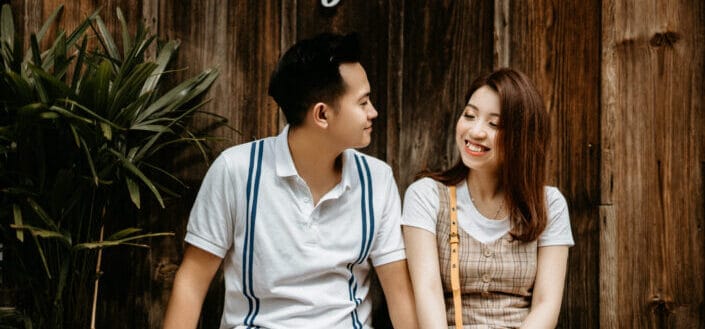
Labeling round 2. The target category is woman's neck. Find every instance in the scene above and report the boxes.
[466,170,502,202]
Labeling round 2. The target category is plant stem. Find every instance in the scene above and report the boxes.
[90,224,104,329]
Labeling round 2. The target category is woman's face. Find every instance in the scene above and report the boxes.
[455,85,502,174]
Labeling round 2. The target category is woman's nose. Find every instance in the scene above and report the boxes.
[469,123,487,139]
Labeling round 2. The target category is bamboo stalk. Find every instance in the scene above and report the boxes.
[90,225,105,329]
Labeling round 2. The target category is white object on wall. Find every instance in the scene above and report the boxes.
[321,0,341,8]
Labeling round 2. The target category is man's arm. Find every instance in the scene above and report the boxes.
[375,259,419,329]
[163,245,223,329]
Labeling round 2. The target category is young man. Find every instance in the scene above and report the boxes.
[163,33,417,329]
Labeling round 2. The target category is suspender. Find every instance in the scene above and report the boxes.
[448,185,463,327]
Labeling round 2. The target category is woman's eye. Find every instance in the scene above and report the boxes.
[463,114,475,119]
[489,122,499,127]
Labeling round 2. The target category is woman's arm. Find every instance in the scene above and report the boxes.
[403,226,448,329]
[520,245,569,329]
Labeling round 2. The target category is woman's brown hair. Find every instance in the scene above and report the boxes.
[418,68,550,242]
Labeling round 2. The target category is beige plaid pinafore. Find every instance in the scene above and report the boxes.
[435,181,538,329]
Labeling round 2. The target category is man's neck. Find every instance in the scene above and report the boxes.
[287,126,343,205]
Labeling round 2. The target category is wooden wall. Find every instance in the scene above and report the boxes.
[499,1,603,327]
[7,0,704,328]
[601,0,705,327]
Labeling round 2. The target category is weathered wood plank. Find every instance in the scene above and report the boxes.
[600,2,619,327]
[493,0,510,69]
[397,0,495,192]
[502,1,602,327]
[385,0,404,184]
[602,0,705,327]
[599,205,617,328]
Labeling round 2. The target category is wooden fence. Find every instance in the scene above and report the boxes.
[7,0,704,328]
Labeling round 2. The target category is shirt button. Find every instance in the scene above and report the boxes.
[483,249,493,257]
[482,274,491,283]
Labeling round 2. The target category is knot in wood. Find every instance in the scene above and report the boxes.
[650,31,680,48]
[649,294,675,316]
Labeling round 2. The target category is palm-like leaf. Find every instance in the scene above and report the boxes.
[0,5,223,327]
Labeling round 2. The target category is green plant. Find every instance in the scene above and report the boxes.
[0,5,221,328]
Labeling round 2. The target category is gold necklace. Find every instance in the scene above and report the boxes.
[469,191,505,220]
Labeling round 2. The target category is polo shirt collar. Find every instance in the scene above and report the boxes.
[338,150,355,192]
[274,125,298,177]
[274,125,353,192]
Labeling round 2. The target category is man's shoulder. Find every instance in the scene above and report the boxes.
[219,137,276,160]
[345,149,393,176]
[211,137,277,174]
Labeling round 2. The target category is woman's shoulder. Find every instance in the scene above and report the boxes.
[404,177,441,204]
[544,186,568,209]
[407,177,441,192]
[402,177,442,230]
[539,186,574,246]
[405,177,466,208]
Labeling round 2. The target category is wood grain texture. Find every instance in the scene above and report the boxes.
[502,1,602,327]
[602,0,705,327]
[385,0,404,184]
[396,0,495,192]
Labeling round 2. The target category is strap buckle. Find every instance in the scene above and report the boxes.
[449,232,460,244]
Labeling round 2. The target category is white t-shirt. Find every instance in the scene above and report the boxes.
[185,126,406,329]
[402,177,574,246]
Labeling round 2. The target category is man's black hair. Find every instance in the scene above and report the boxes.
[268,32,361,127]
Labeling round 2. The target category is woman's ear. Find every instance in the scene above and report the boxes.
[312,102,329,128]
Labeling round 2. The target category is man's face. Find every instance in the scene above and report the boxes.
[326,62,378,149]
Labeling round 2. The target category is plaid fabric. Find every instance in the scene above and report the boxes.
[436,181,537,328]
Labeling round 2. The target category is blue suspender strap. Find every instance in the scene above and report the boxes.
[243,140,264,327]
[348,154,376,328]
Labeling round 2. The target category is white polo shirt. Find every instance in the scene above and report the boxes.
[185,126,406,329]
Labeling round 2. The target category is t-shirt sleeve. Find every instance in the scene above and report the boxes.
[401,178,440,235]
[369,167,406,267]
[184,153,236,258]
[538,187,575,247]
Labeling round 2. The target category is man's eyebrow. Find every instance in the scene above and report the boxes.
[358,92,371,100]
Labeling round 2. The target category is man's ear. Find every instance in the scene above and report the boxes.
[312,102,329,128]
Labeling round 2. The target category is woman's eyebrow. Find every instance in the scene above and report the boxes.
[466,103,500,117]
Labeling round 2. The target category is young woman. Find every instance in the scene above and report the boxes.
[402,68,574,328]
